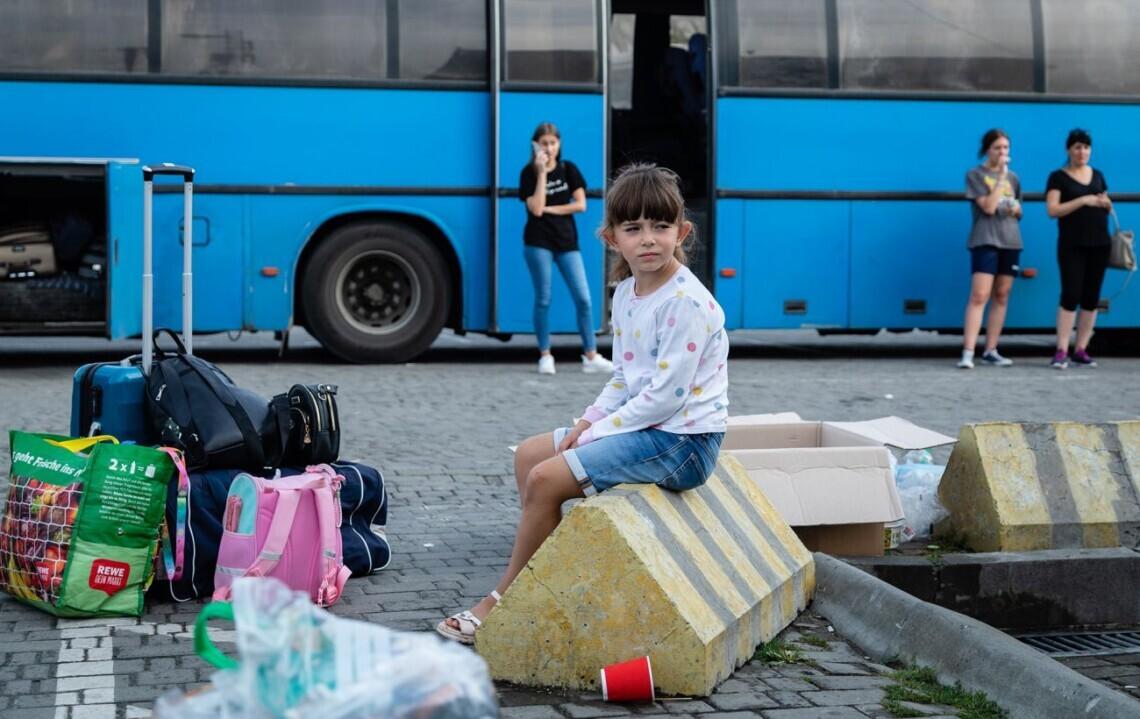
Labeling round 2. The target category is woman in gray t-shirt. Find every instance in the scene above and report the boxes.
[958,128,1023,369]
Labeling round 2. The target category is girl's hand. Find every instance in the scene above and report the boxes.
[534,151,549,171]
[1083,194,1101,208]
[1011,199,1023,219]
[557,419,592,453]
[1098,193,1113,210]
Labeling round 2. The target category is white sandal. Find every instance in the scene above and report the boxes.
[436,590,501,645]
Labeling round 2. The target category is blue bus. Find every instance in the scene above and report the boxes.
[1,1,1137,362]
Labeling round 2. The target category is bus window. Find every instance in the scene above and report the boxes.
[503,0,598,84]
[397,2,486,81]
[838,0,1034,93]
[1043,0,1140,96]
[162,0,390,80]
[610,14,635,109]
[0,1,147,74]
[724,0,828,89]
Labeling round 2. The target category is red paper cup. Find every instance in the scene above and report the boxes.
[600,656,655,702]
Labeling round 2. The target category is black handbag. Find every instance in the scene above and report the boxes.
[280,383,341,465]
[145,330,290,473]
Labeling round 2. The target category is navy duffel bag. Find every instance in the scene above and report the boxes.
[150,461,390,602]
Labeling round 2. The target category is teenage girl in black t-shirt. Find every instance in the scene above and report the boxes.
[1045,128,1113,369]
[519,122,612,376]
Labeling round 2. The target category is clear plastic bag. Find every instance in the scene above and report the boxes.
[156,577,499,719]
[894,461,948,541]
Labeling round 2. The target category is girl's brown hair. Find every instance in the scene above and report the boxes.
[601,163,694,282]
[531,121,561,162]
[978,128,1009,158]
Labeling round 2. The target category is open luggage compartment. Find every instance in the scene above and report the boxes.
[0,160,109,333]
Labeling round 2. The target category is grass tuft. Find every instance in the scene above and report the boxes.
[883,666,1008,719]
[753,639,803,665]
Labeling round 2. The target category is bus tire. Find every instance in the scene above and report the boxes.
[301,221,451,363]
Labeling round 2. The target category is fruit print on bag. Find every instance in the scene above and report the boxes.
[0,476,82,605]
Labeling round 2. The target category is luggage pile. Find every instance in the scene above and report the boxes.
[1,165,390,618]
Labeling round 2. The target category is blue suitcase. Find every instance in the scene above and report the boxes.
[69,164,196,440]
[70,360,149,439]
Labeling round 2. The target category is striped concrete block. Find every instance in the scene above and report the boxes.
[475,455,814,697]
[937,421,1140,552]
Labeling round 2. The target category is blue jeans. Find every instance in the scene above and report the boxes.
[553,427,724,496]
[523,245,596,353]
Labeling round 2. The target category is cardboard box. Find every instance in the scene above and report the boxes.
[723,414,955,556]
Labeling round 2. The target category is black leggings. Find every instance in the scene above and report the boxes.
[1058,243,1111,311]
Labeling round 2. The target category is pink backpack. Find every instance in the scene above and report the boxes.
[213,465,351,607]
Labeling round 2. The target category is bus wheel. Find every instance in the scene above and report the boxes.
[301,221,451,363]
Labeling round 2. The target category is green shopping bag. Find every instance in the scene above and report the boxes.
[0,431,174,617]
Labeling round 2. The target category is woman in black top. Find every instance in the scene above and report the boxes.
[519,122,612,376]
[1045,129,1113,369]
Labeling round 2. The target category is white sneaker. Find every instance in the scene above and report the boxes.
[581,354,614,374]
[957,350,974,369]
[981,349,1013,367]
[537,355,555,375]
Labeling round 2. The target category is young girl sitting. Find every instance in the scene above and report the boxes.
[437,163,730,644]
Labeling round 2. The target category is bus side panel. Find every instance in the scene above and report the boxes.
[713,199,744,330]
[717,98,1140,194]
[149,194,244,334]
[244,195,486,332]
[107,162,143,340]
[742,200,850,329]
[496,92,605,335]
[849,201,965,329]
[1,84,489,188]
[1003,202,1062,330]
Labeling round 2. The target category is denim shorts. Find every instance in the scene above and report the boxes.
[554,427,724,497]
[970,246,1020,276]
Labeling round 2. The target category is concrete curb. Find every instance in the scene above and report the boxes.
[845,547,1140,630]
[812,552,1140,719]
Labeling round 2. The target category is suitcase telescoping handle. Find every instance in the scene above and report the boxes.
[141,163,195,375]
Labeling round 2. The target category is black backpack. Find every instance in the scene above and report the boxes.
[145,330,289,473]
[280,383,341,466]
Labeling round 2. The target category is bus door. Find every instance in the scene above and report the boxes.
[491,0,608,336]
[106,161,143,340]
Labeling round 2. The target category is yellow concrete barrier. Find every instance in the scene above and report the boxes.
[475,455,814,697]
[937,421,1140,552]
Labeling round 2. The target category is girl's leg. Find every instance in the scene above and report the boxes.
[497,456,584,595]
[983,274,1014,353]
[524,246,554,353]
[1075,309,1098,351]
[1056,243,1084,351]
[962,272,994,352]
[514,432,557,505]
[445,455,584,628]
[553,250,597,355]
[1075,245,1111,351]
[1056,307,1077,351]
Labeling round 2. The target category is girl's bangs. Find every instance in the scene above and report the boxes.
[607,172,684,225]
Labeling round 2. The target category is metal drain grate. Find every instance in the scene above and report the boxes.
[1017,631,1140,657]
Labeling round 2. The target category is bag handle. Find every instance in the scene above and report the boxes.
[194,601,239,670]
[159,447,190,582]
[48,435,119,453]
[312,473,350,606]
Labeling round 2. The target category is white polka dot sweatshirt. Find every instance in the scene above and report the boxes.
[578,265,729,446]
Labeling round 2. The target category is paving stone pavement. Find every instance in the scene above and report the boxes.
[1,330,1138,718]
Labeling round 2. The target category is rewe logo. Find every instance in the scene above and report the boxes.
[89,559,131,595]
